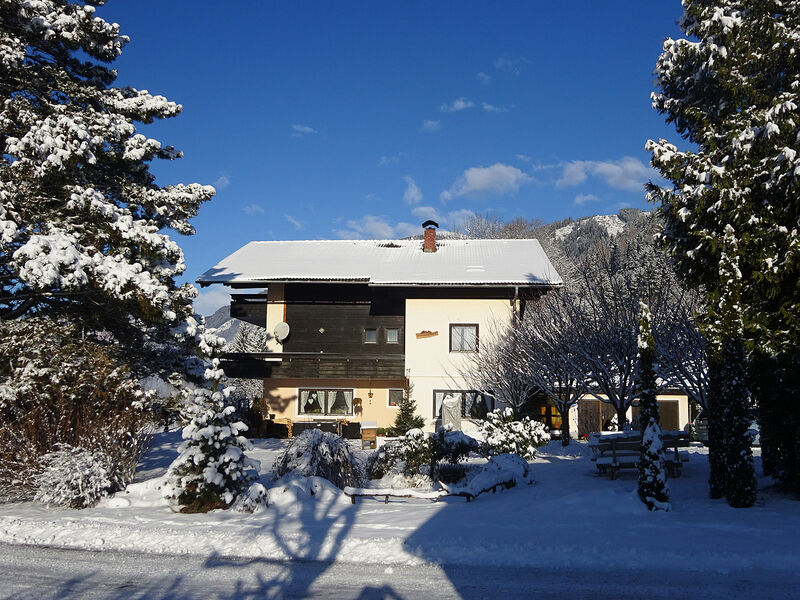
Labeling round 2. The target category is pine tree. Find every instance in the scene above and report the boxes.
[0,1,214,375]
[164,332,258,513]
[714,229,756,507]
[389,381,425,437]
[637,303,670,511]
[647,1,799,497]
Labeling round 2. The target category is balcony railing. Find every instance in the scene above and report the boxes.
[220,352,405,380]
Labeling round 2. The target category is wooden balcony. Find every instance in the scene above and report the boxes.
[220,352,406,380]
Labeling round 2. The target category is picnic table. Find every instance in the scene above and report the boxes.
[588,430,691,480]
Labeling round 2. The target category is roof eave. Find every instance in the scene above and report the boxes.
[197,277,563,288]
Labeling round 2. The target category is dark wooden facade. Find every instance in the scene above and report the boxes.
[230,294,268,327]
[221,352,405,380]
[224,282,542,380]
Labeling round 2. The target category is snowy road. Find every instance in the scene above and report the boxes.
[1,542,797,600]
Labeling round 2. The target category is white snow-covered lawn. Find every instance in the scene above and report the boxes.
[0,433,798,574]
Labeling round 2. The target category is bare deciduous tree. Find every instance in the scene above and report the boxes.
[518,291,587,445]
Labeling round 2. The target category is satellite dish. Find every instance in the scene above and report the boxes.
[274,321,290,342]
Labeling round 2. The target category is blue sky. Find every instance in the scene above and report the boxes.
[98,1,685,313]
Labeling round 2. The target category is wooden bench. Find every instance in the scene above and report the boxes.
[343,484,510,504]
[343,487,448,504]
[592,432,690,480]
[594,438,640,480]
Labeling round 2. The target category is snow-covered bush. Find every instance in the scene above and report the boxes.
[164,366,258,513]
[431,426,481,466]
[33,444,113,509]
[265,473,343,508]
[232,482,269,514]
[366,427,480,481]
[394,428,432,477]
[0,318,155,502]
[451,453,534,498]
[479,408,550,460]
[366,441,399,480]
[273,429,363,489]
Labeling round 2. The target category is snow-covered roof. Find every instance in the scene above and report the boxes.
[198,239,562,287]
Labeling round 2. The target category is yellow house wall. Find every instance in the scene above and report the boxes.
[405,297,515,430]
[264,282,285,352]
[262,378,407,428]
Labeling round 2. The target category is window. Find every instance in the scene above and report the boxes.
[298,388,354,416]
[539,401,562,430]
[388,389,404,407]
[433,390,494,419]
[449,324,478,352]
[386,328,400,344]
[364,328,377,344]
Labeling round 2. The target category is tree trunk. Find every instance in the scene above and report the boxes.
[766,353,800,496]
[782,355,800,496]
[560,408,571,446]
[707,356,726,500]
[749,352,779,477]
[616,405,628,431]
[721,337,756,508]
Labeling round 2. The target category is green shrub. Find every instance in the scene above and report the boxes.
[366,427,480,480]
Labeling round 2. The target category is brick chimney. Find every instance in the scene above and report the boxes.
[422,220,439,252]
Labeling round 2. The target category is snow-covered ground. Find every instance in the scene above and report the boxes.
[1,433,798,579]
[2,542,795,600]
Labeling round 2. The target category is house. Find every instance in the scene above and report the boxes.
[197,221,563,431]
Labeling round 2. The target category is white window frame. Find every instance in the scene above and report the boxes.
[449,323,479,353]
[387,388,404,408]
[296,387,356,417]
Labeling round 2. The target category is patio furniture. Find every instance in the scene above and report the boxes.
[589,430,690,480]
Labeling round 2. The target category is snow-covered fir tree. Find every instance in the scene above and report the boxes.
[0,0,215,376]
[389,381,425,437]
[647,1,800,496]
[637,303,670,511]
[164,334,258,512]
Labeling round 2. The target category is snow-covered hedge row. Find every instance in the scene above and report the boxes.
[273,429,363,489]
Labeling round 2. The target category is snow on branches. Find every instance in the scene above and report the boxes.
[637,302,670,512]
[646,0,800,353]
[34,444,114,509]
[647,0,776,505]
[0,0,214,341]
[479,408,550,460]
[163,358,258,512]
[273,429,363,490]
